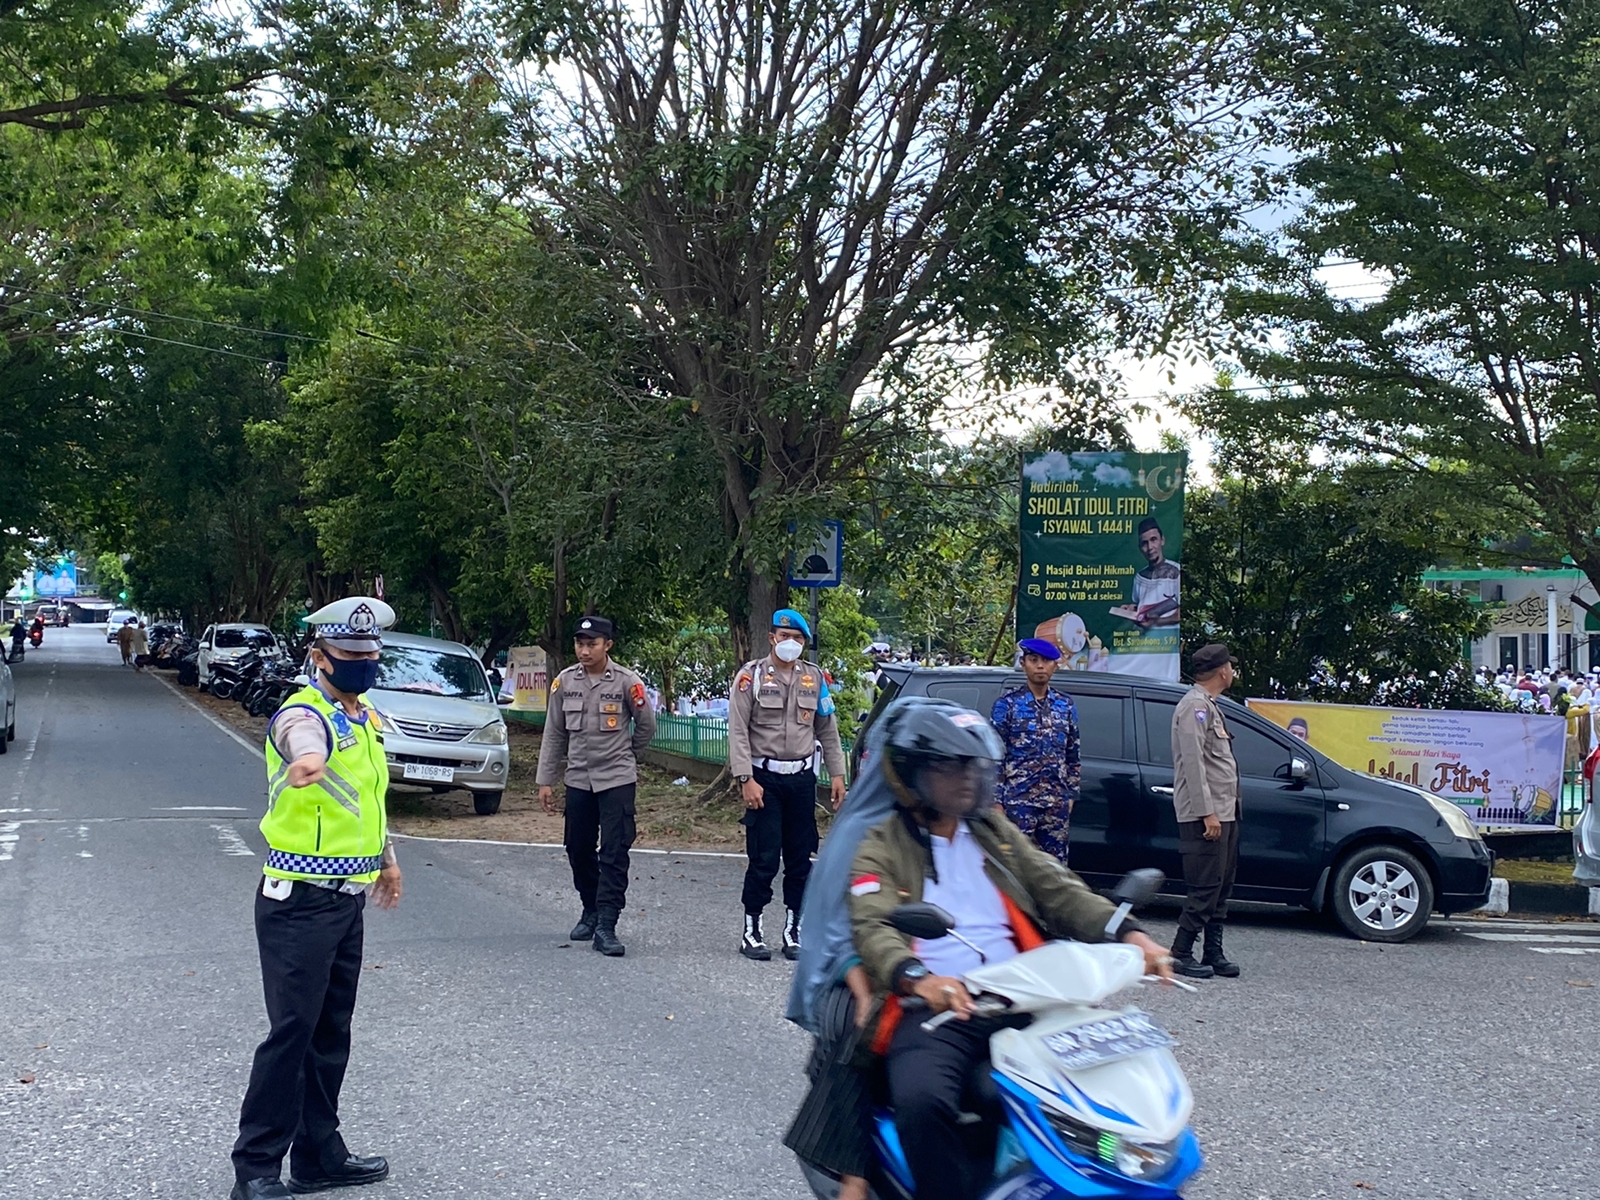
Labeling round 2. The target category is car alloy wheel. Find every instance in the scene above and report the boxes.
[1348,859,1421,933]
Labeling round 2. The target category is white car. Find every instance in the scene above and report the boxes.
[196,623,281,685]
[0,652,14,753]
[105,609,139,642]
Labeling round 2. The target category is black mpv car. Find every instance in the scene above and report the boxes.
[856,666,1494,943]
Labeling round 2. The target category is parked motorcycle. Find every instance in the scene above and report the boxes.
[205,648,264,702]
[798,870,1201,1200]
[241,657,301,718]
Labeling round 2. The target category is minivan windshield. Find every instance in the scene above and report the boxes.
[374,646,493,701]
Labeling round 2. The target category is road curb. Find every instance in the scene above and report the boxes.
[1476,876,1600,916]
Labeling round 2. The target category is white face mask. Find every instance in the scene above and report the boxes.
[773,638,805,663]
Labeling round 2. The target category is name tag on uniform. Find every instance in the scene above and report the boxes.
[337,734,359,751]
[263,877,293,901]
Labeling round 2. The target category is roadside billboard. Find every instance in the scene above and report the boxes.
[1248,698,1566,827]
[1018,450,1186,681]
[34,557,77,598]
[509,645,548,712]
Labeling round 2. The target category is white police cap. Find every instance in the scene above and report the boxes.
[305,595,396,652]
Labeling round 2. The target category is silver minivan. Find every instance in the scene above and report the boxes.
[368,632,511,815]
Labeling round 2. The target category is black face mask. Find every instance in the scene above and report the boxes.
[322,654,380,696]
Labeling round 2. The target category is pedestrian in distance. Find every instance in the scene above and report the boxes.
[1168,642,1243,980]
[116,618,134,666]
[130,619,149,671]
[989,637,1080,863]
[230,596,402,1200]
[537,615,657,957]
[728,608,847,961]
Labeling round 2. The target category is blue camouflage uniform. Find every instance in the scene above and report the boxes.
[989,686,1081,862]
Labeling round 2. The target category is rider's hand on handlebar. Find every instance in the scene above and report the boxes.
[912,974,975,1019]
[1122,930,1174,983]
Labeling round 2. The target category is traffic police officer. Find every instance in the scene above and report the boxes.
[1169,642,1243,979]
[537,616,657,957]
[231,597,400,1200]
[728,608,846,961]
[990,637,1081,862]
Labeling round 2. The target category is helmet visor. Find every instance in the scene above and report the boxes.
[910,756,998,818]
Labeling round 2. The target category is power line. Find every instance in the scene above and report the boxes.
[1,283,330,344]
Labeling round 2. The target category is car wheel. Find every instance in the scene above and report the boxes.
[473,790,503,816]
[1330,845,1433,943]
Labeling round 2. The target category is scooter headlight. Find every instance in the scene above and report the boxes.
[1110,1134,1178,1179]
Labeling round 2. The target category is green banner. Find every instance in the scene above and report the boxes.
[1018,451,1187,681]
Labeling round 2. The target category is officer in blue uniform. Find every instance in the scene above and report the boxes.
[230,597,401,1200]
[989,637,1081,862]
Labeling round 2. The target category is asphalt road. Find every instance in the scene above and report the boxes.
[1,627,1596,1200]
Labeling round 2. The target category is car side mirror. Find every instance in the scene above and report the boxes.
[496,695,513,706]
[1110,868,1164,907]
[889,902,955,941]
[1290,757,1311,783]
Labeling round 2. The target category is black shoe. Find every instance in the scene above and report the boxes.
[1170,928,1215,980]
[1202,921,1240,978]
[570,908,598,941]
[781,908,801,961]
[231,1181,292,1200]
[285,1156,389,1193]
[592,916,625,957]
[741,913,771,961]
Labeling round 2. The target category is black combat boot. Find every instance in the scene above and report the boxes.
[782,909,802,961]
[1170,926,1214,979]
[741,913,772,961]
[570,908,599,941]
[1202,921,1240,977]
[592,913,625,957]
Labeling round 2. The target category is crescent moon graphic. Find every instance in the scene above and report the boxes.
[1145,465,1183,503]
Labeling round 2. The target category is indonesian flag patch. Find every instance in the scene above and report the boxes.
[850,875,881,896]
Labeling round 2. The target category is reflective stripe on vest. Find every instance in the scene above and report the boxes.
[261,685,388,883]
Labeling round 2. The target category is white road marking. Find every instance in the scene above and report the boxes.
[0,820,18,861]
[155,806,249,811]
[1461,932,1600,943]
[211,824,256,857]
[1529,947,1600,955]
[76,823,92,857]
[147,671,265,760]
[389,831,747,860]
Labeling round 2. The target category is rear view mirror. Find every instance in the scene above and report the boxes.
[1111,868,1165,908]
[1290,757,1311,782]
[889,902,955,941]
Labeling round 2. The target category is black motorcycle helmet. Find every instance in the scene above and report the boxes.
[880,698,1003,820]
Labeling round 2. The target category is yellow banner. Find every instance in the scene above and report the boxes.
[1247,699,1566,827]
[509,645,547,712]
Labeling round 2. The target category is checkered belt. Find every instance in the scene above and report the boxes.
[266,849,384,877]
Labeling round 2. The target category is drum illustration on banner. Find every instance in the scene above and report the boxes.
[1018,450,1186,681]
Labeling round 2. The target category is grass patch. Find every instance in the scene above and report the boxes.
[1494,858,1579,884]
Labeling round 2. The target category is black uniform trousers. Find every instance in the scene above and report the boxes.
[887,1015,1002,1200]
[233,880,365,1184]
[741,765,819,915]
[1177,817,1240,934]
[564,783,636,916]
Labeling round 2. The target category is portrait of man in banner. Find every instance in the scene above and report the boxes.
[1130,516,1181,629]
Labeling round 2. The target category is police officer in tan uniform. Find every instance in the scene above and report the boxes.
[1169,642,1242,979]
[728,608,846,960]
[537,616,657,956]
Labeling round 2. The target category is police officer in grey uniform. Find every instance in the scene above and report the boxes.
[727,608,846,961]
[1169,642,1242,979]
[537,616,657,956]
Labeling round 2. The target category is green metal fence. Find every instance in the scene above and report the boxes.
[508,708,852,783]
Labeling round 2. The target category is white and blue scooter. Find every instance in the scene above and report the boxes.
[799,871,1202,1200]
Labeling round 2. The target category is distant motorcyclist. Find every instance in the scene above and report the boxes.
[847,703,1171,1200]
[28,615,44,647]
[8,617,24,659]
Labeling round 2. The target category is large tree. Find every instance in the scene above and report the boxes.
[1211,0,1600,589]
[504,0,1262,656]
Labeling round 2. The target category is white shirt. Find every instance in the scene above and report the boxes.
[916,822,1020,978]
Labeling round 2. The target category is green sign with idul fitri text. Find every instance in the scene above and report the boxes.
[1017,451,1187,681]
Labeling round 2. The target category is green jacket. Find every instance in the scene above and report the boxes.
[848,807,1130,1003]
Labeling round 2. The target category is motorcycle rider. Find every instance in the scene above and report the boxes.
[28,614,44,647]
[849,703,1171,1200]
[9,616,25,660]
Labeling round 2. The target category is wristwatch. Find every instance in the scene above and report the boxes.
[896,960,931,995]
[735,774,751,784]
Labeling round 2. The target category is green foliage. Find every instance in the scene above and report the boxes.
[1183,456,1493,702]
[1216,0,1600,591]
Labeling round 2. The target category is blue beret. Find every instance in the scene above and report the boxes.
[772,608,812,639]
[1018,637,1061,661]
